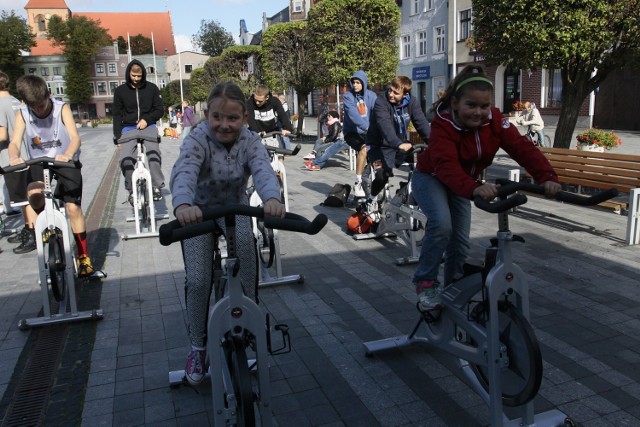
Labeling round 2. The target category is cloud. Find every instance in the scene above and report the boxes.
[1,0,27,16]
[175,34,199,53]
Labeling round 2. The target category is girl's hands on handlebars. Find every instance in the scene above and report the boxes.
[175,204,203,226]
[473,182,500,201]
[263,198,286,218]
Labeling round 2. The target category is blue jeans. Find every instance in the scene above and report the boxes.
[411,170,471,286]
[313,139,348,169]
[282,135,292,150]
[182,126,192,139]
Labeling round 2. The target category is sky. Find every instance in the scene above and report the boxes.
[3,0,288,52]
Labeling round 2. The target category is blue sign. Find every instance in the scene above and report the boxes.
[412,66,430,80]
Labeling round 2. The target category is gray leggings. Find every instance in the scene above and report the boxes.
[181,216,257,348]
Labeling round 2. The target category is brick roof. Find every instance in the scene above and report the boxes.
[24,0,69,8]
[27,10,176,57]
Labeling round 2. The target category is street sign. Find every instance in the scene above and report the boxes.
[412,66,430,81]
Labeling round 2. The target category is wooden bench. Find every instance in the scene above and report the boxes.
[512,147,640,245]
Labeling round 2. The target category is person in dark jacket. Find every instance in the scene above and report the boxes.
[246,85,293,149]
[366,75,431,198]
[112,59,165,201]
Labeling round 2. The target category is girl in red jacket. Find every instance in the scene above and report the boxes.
[411,65,561,310]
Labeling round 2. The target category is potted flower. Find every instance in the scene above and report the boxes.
[290,114,298,130]
[512,100,525,117]
[576,128,622,152]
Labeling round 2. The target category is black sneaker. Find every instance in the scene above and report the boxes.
[8,226,28,244]
[153,188,162,201]
[13,228,36,254]
[127,192,134,207]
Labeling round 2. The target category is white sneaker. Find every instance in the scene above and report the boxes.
[303,152,316,160]
[353,181,366,198]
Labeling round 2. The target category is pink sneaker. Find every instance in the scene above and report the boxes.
[305,162,320,171]
[185,349,207,385]
[303,152,316,160]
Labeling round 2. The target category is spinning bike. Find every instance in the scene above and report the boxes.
[250,132,305,287]
[160,205,327,426]
[363,180,617,427]
[353,144,428,265]
[0,158,104,329]
[115,128,169,240]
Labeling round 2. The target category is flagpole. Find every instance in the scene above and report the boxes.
[151,32,158,86]
[127,32,132,63]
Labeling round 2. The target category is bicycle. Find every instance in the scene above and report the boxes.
[160,204,327,426]
[250,131,304,287]
[115,128,169,240]
[353,144,428,266]
[363,180,617,427]
[0,157,105,330]
[522,125,552,148]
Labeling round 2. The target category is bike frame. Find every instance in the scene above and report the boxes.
[122,138,169,240]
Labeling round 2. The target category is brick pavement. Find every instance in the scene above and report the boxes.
[1,121,640,426]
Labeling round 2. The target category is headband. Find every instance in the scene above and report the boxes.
[455,76,494,93]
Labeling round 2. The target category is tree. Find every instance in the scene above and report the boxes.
[473,0,640,148]
[48,15,111,116]
[307,0,400,87]
[197,45,263,98]
[161,79,191,111]
[189,68,210,104]
[0,11,36,93]
[192,19,235,56]
[262,22,322,135]
[117,34,153,55]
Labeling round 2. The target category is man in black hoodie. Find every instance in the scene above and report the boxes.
[247,85,293,149]
[113,59,165,201]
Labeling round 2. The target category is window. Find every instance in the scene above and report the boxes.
[28,68,37,75]
[411,0,420,15]
[293,0,302,12]
[434,26,445,54]
[109,81,119,94]
[55,84,64,95]
[96,63,105,74]
[184,64,193,73]
[147,66,155,74]
[36,14,46,31]
[53,67,61,76]
[459,9,472,41]
[46,83,52,93]
[159,79,166,88]
[401,35,411,59]
[108,63,117,73]
[41,67,49,76]
[97,82,107,94]
[424,0,433,11]
[546,69,562,108]
[416,31,427,57]
[88,82,95,95]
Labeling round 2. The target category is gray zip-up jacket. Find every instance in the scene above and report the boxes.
[170,121,281,212]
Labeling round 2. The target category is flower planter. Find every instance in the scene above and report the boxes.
[577,144,605,153]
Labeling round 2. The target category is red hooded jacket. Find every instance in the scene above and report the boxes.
[416,106,557,199]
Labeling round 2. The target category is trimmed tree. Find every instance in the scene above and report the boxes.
[0,11,36,94]
[261,21,321,135]
[473,0,640,148]
[198,45,263,97]
[117,34,153,55]
[307,0,400,87]
[189,67,210,104]
[47,15,111,118]
[192,19,236,57]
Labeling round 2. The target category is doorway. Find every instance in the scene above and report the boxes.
[503,67,521,115]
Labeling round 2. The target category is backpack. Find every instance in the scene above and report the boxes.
[347,211,373,234]
[322,183,351,207]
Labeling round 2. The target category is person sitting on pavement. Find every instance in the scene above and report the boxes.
[411,65,560,311]
[343,70,377,199]
[8,75,95,276]
[247,85,293,150]
[516,101,546,147]
[170,81,285,386]
[112,59,165,203]
[361,76,431,213]
[303,111,348,171]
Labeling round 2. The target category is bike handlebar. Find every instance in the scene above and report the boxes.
[262,131,285,138]
[114,128,161,145]
[0,157,81,175]
[159,204,327,246]
[265,143,301,156]
[474,179,619,213]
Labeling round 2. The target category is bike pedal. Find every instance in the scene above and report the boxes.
[417,304,443,323]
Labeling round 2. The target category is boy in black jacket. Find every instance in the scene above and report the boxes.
[113,59,165,201]
[366,75,431,199]
[247,85,293,149]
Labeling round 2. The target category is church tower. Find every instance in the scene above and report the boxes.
[24,0,71,41]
